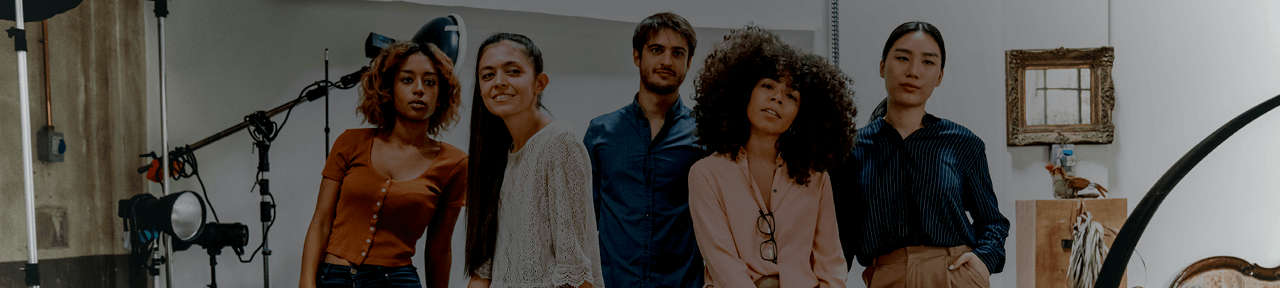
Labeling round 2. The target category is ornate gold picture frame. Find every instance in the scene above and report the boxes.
[1006,47,1115,146]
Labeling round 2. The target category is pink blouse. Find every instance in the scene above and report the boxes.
[688,151,847,288]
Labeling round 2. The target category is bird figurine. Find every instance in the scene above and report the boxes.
[1046,164,1109,199]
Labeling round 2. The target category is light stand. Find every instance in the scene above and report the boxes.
[324,49,330,156]
[125,13,468,288]
[117,191,208,288]
[206,248,219,288]
[246,111,277,288]
[148,0,177,287]
[133,61,355,288]
[173,222,249,288]
[8,0,40,286]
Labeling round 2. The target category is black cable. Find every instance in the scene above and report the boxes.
[238,171,277,263]
[167,145,221,223]
[270,80,329,141]
[194,174,220,223]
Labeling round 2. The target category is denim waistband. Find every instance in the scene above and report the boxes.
[321,263,416,274]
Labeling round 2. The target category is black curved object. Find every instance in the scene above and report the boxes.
[0,0,83,22]
[1095,94,1280,287]
[411,14,463,63]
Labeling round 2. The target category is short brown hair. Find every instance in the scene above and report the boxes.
[358,41,461,136]
[633,12,697,58]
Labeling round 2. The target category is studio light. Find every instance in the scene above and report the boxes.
[118,191,208,243]
[363,14,466,63]
[174,222,249,252]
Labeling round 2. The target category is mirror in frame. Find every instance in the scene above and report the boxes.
[1006,47,1115,146]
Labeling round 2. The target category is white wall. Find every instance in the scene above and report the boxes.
[1111,0,1280,286]
[840,0,1280,288]
[143,0,1280,287]
[143,1,815,287]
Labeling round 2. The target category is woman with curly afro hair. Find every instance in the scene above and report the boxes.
[687,26,856,288]
[301,41,466,288]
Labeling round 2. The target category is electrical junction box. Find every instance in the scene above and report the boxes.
[38,126,65,162]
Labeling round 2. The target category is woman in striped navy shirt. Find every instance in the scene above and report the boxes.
[831,21,1009,288]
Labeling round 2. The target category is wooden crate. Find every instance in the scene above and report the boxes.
[1016,198,1128,288]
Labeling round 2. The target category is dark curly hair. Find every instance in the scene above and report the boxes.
[358,41,461,136]
[692,26,857,185]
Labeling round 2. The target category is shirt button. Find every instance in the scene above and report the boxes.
[369,227,375,231]
[361,252,366,256]
[386,180,391,184]
[373,215,378,219]
[772,189,777,193]
[381,188,386,192]
[376,202,381,206]
[645,213,650,218]
[366,239,371,243]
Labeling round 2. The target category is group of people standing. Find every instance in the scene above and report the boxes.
[299,11,1009,288]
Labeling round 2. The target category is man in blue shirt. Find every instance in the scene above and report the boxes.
[583,12,705,288]
[832,21,1009,288]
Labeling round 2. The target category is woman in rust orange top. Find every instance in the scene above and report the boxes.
[300,41,467,288]
[687,26,857,288]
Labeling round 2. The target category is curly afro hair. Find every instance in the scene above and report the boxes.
[691,26,858,186]
[358,41,461,136]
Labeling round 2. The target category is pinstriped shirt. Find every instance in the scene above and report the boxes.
[831,114,1010,274]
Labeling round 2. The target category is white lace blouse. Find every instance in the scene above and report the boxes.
[474,121,605,288]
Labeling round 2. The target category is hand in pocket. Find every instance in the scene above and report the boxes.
[949,252,989,279]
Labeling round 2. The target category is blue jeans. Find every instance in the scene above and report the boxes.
[317,263,422,288]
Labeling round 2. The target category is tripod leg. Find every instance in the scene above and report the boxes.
[208,248,219,288]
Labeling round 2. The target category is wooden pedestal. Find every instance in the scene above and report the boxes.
[1016,198,1128,288]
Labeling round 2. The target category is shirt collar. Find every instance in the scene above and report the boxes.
[627,93,686,121]
[870,113,942,139]
[734,147,785,169]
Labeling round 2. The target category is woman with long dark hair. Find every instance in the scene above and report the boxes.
[831,21,1008,288]
[464,32,604,288]
[300,41,466,288]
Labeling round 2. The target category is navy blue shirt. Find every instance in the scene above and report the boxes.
[584,96,706,288]
[831,114,1010,274]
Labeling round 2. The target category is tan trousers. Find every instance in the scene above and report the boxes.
[862,245,991,288]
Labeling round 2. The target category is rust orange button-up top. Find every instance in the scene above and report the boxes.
[321,129,468,267]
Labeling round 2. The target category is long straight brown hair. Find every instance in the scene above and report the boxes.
[465,32,545,276]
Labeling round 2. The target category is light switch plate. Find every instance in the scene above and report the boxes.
[38,126,64,163]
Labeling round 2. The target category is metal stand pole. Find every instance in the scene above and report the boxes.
[206,248,219,288]
[259,144,273,288]
[262,195,272,288]
[324,49,330,156]
[258,147,274,288]
[153,0,175,287]
[11,0,42,286]
[248,112,275,288]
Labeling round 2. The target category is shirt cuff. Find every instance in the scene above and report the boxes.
[971,246,1003,274]
[551,263,596,288]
